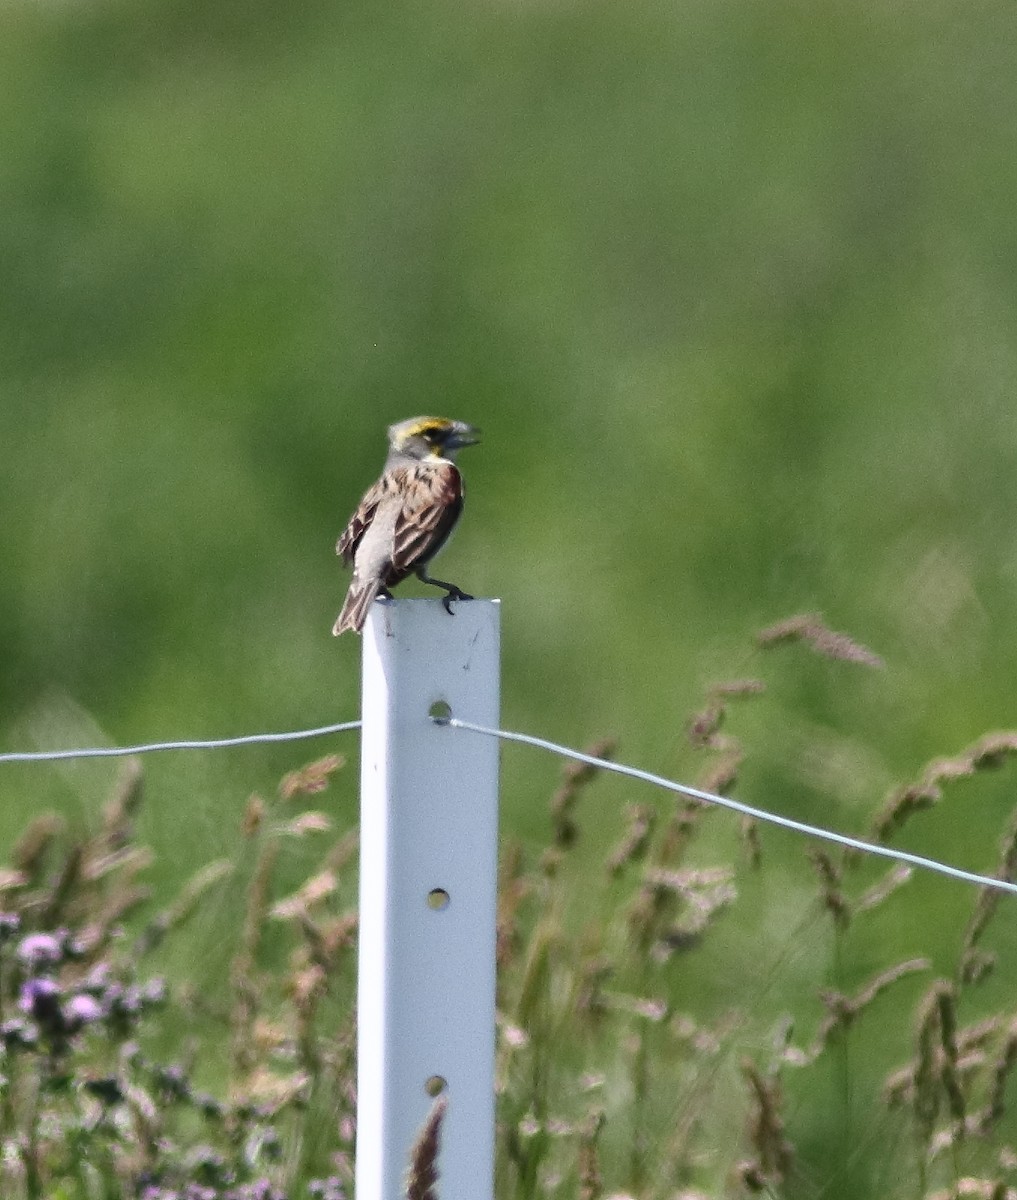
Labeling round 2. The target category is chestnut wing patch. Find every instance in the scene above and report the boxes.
[389,462,464,578]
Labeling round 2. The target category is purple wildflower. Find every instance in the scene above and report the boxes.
[0,1018,38,1050]
[102,982,127,1013]
[184,1145,228,1187]
[258,1184,288,1200]
[103,981,143,1029]
[19,979,61,1017]
[182,1186,217,1200]
[19,977,62,1028]
[154,1063,191,1102]
[0,912,21,943]
[227,1182,288,1200]
[63,993,104,1031]
[308,1178,346,1200]
[17,933,63,969]
[142,977,167,1006]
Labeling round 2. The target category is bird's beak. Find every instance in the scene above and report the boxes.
[446,423,481,450]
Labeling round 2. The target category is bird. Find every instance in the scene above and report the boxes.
[332,416,481,635]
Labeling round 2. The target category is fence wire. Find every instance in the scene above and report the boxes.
[439,716,1017,899]
[2,712,1015,899]
[0,720,362,763]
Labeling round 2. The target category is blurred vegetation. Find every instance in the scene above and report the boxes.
[3,0,1017,1194]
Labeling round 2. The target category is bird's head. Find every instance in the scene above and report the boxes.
[388,416,481,462]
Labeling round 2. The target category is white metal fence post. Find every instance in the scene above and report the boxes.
[356,598,500,1200]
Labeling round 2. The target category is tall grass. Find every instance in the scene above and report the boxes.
[4,620,1017,1198]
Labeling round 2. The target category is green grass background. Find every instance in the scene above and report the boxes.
[3,0,1017,1194]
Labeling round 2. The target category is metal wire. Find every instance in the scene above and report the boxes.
[4,707,1014,899]
[0,720,362,764]
[442,716,1017,898]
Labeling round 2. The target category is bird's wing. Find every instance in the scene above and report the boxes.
[336,476,389,565]
[390,461,464,574]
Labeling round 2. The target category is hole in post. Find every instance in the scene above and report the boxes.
[429,700,452,725]
[427,888,450,911]
[424,1075,447,1097]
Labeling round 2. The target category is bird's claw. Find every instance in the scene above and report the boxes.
[442,589,473,615]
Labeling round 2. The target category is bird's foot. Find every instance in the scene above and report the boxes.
[442,587,473,615]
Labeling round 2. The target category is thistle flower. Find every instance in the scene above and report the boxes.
[308,1177,347,1200]
[17,932,64,970]
[0,1017,39,1050]
[19,977,62,1028]
[63,993,104,1032]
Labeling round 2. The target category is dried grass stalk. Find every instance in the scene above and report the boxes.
[757,613,884,668]
[874,732,1017,842]
[740,1059,794,1186]
[550,737,618,848]
[405,1093,448,1200]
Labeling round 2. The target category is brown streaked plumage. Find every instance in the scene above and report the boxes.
[332,417,480,635]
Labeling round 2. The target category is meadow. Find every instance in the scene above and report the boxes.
[3,0,1017,1195]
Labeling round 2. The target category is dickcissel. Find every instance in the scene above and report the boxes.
[332,416,480,635]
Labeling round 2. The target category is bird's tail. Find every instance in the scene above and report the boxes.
[333,578,384,636]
